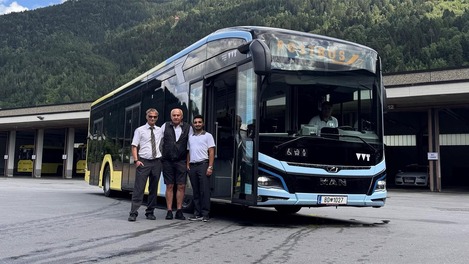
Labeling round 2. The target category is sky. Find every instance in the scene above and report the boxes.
[0,0,67,15]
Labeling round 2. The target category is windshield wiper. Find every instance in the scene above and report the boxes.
[272,136,306,152]
[272,131,379,156]
[322,132,378,154]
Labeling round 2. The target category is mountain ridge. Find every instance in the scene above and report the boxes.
[0,0,468,108]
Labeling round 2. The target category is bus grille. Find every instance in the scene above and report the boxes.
[287,162,371,171]
[292,174,372,194]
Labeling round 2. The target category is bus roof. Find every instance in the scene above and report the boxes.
[219,26,377,53]
[92,26,377,107]
[91,28,253,107]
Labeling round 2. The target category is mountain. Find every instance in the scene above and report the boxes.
[0,0,468,108]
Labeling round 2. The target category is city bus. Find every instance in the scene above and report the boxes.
[17,145,63,175]
[74,143,87,175]
[85,26,387,213]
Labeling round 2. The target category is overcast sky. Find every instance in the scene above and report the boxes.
[0,0,67,15]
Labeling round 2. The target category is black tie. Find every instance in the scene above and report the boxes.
[150,127,156,159]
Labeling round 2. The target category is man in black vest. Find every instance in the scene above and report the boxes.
[161,108,191,220]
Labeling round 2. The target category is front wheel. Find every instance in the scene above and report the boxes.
[274,205,302,214]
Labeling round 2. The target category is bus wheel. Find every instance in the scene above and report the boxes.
[274,205,301,214]
[182,195,194,213]
[103,166,114,197]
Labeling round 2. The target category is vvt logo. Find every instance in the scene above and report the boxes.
[222,50,237,61]
[356,153,370,161]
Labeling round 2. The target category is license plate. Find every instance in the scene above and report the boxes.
[404,178,414,183]
[318,195,348,205]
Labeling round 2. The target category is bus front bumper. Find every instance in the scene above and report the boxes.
[257,187,387,208]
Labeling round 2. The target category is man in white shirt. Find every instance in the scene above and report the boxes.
[160,108,192,220]
[128,108,162,222]
[187,115,215,222]
[308,101,338,130]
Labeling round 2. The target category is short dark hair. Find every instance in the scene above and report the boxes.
[193,114,204,122]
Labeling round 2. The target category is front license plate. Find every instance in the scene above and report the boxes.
[318,195,348,205]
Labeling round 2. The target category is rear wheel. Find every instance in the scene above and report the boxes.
[274,205,302,214]
[103,166,115,197]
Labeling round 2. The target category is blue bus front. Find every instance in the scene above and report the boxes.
[250,27,387,208]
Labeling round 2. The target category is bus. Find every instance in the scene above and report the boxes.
[74,143,87,175]
[17,145,63,175]
[85,26,387,213]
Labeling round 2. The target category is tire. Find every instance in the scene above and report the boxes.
[103,166,114,197]
[274,205,302,214]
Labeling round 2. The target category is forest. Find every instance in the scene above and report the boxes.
[0,0,468,108]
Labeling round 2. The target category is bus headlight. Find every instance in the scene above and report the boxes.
[375,180,386,192]
[258,175,284,189]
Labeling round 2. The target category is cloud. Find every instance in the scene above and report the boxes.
[0,1,28,15]
[0,0,70,15]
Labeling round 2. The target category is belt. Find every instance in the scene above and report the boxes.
[140,158,160,161]
[190,160,208,166]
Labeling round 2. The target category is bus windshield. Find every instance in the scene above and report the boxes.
[259,69,383,167]
[18,145,34,160]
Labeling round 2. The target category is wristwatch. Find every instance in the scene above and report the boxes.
[208,166,213,170]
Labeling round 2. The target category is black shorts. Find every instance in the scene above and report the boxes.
[162,159,187,185]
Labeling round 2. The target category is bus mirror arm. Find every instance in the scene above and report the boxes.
[237,42,250,54]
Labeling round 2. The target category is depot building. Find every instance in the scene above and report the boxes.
[1,67,469,192]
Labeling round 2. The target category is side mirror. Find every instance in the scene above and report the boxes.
[238,40,271,75]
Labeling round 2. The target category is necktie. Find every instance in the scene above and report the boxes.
[150,127,156,159]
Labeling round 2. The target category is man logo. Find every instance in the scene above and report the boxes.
[319,178,347,186]
[356,153,370,161]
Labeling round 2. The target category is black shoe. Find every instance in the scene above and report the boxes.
[202,216,209,222]
[188,215,203,221]
[145,214,156,220]
[128,213,137,222]
[175,209,186,220]
[165,210,173,220]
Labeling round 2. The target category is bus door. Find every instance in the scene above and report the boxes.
[205,71,236,201]
[232,63,258,205]
[122,103,141,190]
[205,64,258,206]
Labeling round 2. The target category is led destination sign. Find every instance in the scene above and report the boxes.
[258,32,377,73]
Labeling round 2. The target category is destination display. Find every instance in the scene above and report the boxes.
[258,32,377,73]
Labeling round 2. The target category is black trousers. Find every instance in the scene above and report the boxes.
[130,158,162,215]
[188,162,211,217]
